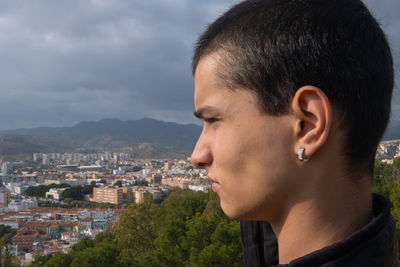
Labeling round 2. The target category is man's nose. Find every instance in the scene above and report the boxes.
[191,134,212,169]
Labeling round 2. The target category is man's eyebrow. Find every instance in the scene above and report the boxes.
[193,106,219,119]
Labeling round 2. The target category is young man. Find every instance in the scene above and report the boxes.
[191,0,398,266]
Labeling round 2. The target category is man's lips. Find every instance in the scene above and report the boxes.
[208,176,220,192]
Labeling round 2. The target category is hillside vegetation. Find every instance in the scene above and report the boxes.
[25,161,400,266]
[29,190,243,267]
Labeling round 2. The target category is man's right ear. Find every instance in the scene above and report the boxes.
[291,86,332,160]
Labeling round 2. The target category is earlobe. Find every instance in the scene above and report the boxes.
[291,86,332,158]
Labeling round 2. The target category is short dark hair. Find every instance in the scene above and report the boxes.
[192,0,393,176]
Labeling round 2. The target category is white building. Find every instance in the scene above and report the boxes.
[4,183,14,193]
[77,209,92,219]
[8,199,38,212]
[113,168,126,175]
[5,182,37,195]
[14,185,30,195]
[46,188,67,200]
[1,162,12,174]
[0,220,19,229]
[42,154,49,165]
[189,185,210,193]
[61,231,82,246]
[33,153,41,162]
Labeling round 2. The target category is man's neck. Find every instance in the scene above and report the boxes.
[271,177,372,264]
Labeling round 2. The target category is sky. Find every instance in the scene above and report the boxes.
[0,0,398,130]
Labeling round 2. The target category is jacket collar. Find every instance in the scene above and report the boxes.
[241,194,399,267]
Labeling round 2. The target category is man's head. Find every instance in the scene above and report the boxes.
[192,0,393,176]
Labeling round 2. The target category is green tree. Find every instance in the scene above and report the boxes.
[25,183,70,198]
[43,253,72,267]
[81,184,94,195]
[0,225,17,267]
[114,200,157,264]
[373,160,400,255]
[373,161,393,199]
[61,186,83,200]
[0,245,17,267]
[72,237,94,252]
[390,181,400,227]
[194,220,242,267]
[29,254,53,267]
[32,189,245,266]
[392,157,400,181]
[185,213,215,265]
[70,245,120,267]
[70,233,121,267]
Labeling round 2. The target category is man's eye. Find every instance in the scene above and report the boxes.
[204,118,220,124]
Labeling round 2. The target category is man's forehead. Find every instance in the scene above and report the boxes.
[194,55,219,100]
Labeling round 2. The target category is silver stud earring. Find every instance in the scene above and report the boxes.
[298,148,309,162]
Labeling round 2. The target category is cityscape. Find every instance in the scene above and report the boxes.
[0,151,210,265]
[0,138,396,265]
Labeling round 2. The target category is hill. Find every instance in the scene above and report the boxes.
[0,118,201,159]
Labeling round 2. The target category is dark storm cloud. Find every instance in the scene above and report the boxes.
[0,0,398,130]
[365,0,400,121]
[0,0,239,130]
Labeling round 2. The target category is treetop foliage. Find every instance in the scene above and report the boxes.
[25,183,71,198]
[29,189,243,267]
[26,160,400,266]
[373,160,400,255]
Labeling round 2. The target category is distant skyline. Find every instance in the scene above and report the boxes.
[0,0,398,131]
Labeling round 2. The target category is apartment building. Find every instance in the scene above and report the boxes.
[0,186,10,208]
[92,186,123,205]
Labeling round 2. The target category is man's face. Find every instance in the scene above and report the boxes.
[191,54,297,221]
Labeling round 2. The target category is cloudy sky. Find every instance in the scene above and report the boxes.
[0,0,398,130]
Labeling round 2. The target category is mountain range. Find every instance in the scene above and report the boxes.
[0,117,399,160]
[0,118,202,160]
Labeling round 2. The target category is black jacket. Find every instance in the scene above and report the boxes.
[241,194,399,266]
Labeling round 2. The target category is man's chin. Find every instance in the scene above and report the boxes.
[221,203,253,220]
[221,203,270,221]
